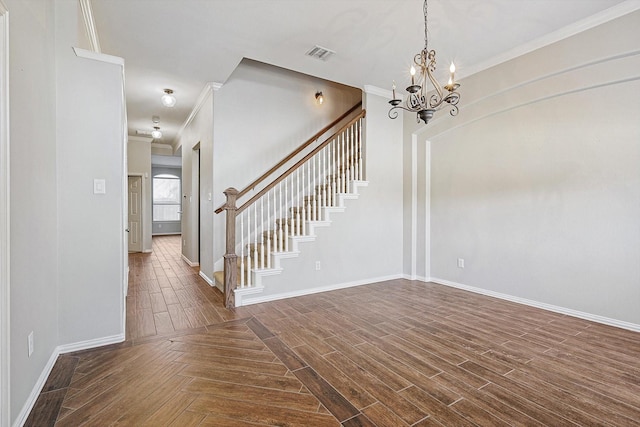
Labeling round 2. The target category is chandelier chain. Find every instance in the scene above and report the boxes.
[424,0,429,51]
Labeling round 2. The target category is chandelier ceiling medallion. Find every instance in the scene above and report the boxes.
[388,0,460,125]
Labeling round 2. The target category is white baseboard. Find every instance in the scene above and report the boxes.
[57,333,125,355]
[199,271,213,286]
[13,333,125,427]
[430,277,640,333]
[402,273,430,282]
[181,254,199,267]
[238,274,404,307]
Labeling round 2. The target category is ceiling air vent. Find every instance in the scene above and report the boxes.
[305,45,336,61]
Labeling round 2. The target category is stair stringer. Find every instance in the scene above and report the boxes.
[232,180,369,306]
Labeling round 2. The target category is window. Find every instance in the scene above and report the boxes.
[153,173,181,221]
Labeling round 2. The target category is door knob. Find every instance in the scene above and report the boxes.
[125,229,130,232]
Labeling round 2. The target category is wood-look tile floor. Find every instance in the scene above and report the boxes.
[25,235,640,426]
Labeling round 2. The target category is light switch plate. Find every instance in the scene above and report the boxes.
[93,179,106,194]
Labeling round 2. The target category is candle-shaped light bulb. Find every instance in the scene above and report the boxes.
[449,62,456,84]
[392,80,396,99]
[447,76,453,87]
[410,66,416,85]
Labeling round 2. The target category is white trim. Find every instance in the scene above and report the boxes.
[430,277,640,333]
[181,254,199,267]
[151,232,181,236]
[423,139,431,279]
[459,0,640,81]
[418,52,640,140]
[72,47,123,66]
[363,85,392,99]
[175,82,218,150]
[13,333,124,427]
[237,274,404,307]
[57,333,125,354]
[410,135,417,279]
[78,0,101,53]
[199,270,213,286]
[0,2,9,425]
[401,274,430,282]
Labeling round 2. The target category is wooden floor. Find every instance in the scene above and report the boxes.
[26,236,640,426]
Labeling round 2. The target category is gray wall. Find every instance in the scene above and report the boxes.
[8,0,59,420]
[56,2,126,346]
[8,0,126,422]
[405,10,640,327]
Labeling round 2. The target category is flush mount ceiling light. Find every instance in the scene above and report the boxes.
[151,126,162,139]
[161,89,176,108]
[315,91,324,105]
[151,116,162,139]
[388,0,461,125]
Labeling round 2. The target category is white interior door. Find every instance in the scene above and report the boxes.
[128,176,142,252]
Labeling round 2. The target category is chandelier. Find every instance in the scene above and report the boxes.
[388,0,460,124]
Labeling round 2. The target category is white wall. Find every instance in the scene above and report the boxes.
[251,90,405,302]
[417,10,640,327]
[212,59,362,270]
[55,1,126,345]
[127,136,152,251]
[7,0,59,421]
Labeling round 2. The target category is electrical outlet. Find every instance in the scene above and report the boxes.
[28,331,34,357]
[183,239,186,247]
[457,258,465,268]
[315,261,321,271]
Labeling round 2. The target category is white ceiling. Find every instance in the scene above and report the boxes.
[90,0,633,148]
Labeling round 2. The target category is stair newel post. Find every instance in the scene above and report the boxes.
[260,198,265,269]
[223,187,239,309]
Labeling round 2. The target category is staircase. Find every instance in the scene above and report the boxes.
[213,105,367,308]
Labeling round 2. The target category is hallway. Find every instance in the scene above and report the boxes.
[126,235,240,342]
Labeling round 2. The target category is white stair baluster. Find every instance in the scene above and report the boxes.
[253,204,258,270]
[246,207,252,286]
[306,161,311,222]
[260,198,265,269]
[274,188,279,253]
[301,165,306,234]
[240,213,244,288]
[312,155,317,221]
[284,180,289,251]
[321,146,326,216]
[359,118,363,180]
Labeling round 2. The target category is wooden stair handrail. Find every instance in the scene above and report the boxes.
[236,109,366,216]
[214,101,362,214]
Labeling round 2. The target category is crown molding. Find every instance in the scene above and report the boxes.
[175,82,219,148]
[363,85,392,99]
[460,0,640,80]
[78,0,101,53]
[73,47,124,66]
